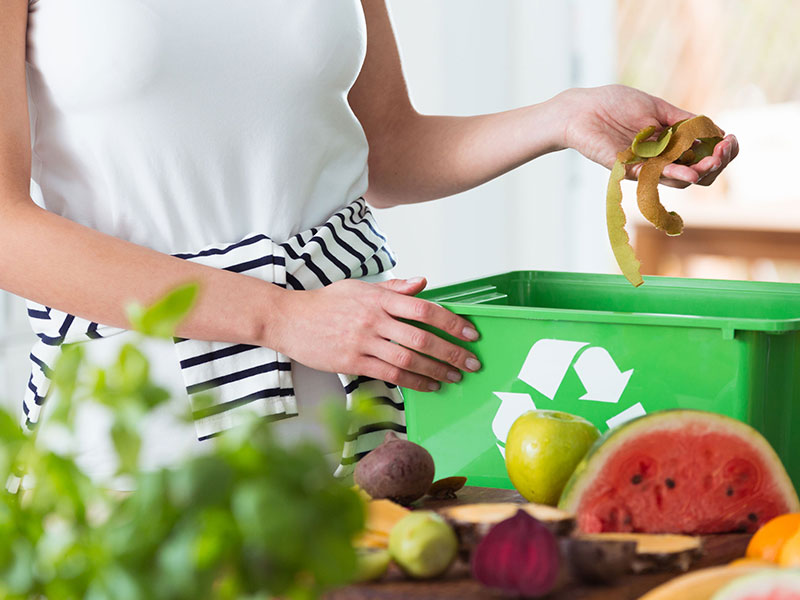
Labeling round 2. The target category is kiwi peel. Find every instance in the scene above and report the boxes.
[438,502,575,559]
[631,125,673,158]
[606,115,723,286]
[567,532,704,581]
[607,158,643,287]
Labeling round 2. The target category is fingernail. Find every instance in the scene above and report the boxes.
[465,357,481,372]
[462,326,479,341]
[428,382,441,391]
[406,276,424,284]
[447,370,462,382]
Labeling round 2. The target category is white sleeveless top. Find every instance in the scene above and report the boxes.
[24,0,385,482]
[26,0,370,252]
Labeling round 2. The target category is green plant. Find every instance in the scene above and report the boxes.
[0,284,366,599]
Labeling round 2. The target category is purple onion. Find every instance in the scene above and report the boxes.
[471,509,560,597]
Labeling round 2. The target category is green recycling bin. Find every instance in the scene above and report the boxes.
[402,270,800,492]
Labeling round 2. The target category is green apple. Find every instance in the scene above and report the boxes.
[353,548,391,583]
[505,410,600,506]
[388,511,458,579]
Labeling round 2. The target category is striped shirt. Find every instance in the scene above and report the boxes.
[24,198,406,476]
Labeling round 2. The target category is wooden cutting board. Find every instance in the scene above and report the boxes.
[325,487,752,600]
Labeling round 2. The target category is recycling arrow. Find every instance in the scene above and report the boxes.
[573,347,633,404]
[492,338,641,462]
[492,392,536,442]
[517,339,588,400]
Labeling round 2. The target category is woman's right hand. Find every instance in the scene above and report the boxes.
[270,277,481,392]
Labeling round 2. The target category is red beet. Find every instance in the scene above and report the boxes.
[353,432,435,505]
[471,509,560,597]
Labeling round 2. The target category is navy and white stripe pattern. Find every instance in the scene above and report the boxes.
[24,198,406,475]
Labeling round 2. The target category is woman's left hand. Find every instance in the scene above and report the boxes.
[557,84,739,189]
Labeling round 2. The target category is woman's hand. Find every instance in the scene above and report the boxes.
[270,277,481,392]
[557,85,739,188]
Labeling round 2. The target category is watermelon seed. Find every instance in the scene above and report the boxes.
[747,513,758,522]
[726,487,734,497]
[631,474,643,485]
[665,478,675,489]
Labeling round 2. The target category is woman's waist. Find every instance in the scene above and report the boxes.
[34,184,366,255]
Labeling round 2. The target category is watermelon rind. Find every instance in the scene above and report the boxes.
[710,569,800,599]
[558,410,800,525]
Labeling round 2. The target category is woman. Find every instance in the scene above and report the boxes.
[2,1,737,479]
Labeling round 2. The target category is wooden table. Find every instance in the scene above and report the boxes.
[326,487,751,600]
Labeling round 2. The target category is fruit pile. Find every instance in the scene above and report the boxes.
[350,432,463,582]
[348,408,800,598]
[637,511,800,598]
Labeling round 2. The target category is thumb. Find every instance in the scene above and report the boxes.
[655,97,695,128]
[376,276,428,296]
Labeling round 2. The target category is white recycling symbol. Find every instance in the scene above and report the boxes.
[492,339,646,459]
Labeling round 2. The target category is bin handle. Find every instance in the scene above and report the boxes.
[428,285,508,305]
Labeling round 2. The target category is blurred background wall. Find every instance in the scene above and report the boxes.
[379,0,616,286]
[382,0,800,287]
[616,0,800,282]
[2,0,800,409]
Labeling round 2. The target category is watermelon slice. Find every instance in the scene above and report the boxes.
[558,410,800,535]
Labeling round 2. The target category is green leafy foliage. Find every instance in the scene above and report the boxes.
[125,283,199,339]
[0,285,366,598]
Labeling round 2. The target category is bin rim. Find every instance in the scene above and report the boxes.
[419,270,800,334]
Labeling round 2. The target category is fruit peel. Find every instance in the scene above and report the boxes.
[632,126,674,158]
[607,159,643,287]
[353,498,411,549]
[570,532,703,577]
[565,535,637,583]
[605,116,724,286]
[439,501,575,559]
[426,476,467,500]
[636,116,723,235]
